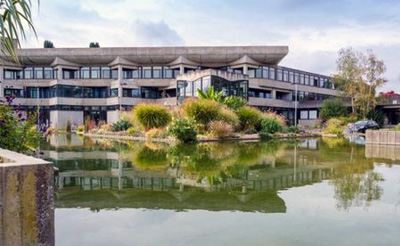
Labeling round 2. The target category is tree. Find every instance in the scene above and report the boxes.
[333,48,386,117]
[43,40,54,48]
[0,0,37,62]
[89,42,100,48]
[319,98,348,120]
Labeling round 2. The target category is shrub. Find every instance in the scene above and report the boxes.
[394,123,400,131]
[145,128,169,140]
[100,123,113,132]
[133,104,172,131]
[236,106,262,131]
[112,119,132,132]
[223,96,247,110]
[168,118,198,143]
[208,121,234,139]
[127,127,138,136]
[217,107,239,129]
[324,118,344,135]
[259,117,284,134]
[66,120,72,133]
[183,99,221,125]
[77,125,84,132]
[284,125,301,133]
[366,109,385,127]
[319,98,348,120]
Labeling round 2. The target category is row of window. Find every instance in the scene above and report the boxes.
[123,67,181,79]
[63,67,118,79]
[292,91,335,102]
[4,67,57,80]
[300,110,318,120]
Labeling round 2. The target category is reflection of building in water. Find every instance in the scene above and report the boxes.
[0,149,54,246]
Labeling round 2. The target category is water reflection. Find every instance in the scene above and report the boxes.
[41,135,388,213]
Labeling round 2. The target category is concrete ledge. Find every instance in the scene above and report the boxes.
[0,148,51,167]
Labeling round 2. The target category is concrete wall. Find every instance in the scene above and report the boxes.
[298,119,322,128]
[0,148,54,246]
[107,110,119,124]
[50,110,83,128]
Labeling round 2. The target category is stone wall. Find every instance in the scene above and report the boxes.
[0,149,54,246]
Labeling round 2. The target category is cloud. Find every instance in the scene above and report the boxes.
[130,20,185,46]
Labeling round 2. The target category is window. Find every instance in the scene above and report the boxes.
[143,67,152,78]
[101,67,111,79]
[163,67,173,78]
[309,110,317,119]
[4,89,23,97]
[110,88,118,97]
[294,73,299,84]
[277,69,283,81]
[305,75,310,85]
[283,70,289,82]
[269,67,276,80]
[300,74,305,84]
[300,111,308,119]
[24,68,33,79]
[35,68,43,79]
[91,67,100,79]
[256,67,263,78]
[4,70,14,79]
[153,67,162,78]
[111,69,118,79]
[80,67,90,79]
[289,72,294,83]
[44,67,53,79]
[248,68,256,78]
[262,67,269,78]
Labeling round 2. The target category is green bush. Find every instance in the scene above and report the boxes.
[133,104,172,131]
[236,106,262,131]
[168,118,198,143]
[284,125,301,133]
[208,121,234,139]
[319,98,348,120]
[324,118,344,135]
[127,127,138,136]
[259,117,284,134]
[77,126,84,132]
[217,107,239,129]
[183,99,221,125]
[223,96,247,110]
[366,109,385,127]
[394,123,400,131]
[112,119,132,132]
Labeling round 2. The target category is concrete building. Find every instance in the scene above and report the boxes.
[0,46,338,128]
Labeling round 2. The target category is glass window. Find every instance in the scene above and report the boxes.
[101,67,111,79]
[262,67,268,78]
[24,67,33,79]
[269,67,276,80]
[248,68,256,78]
[44,67,53,79]
[233,68,243,74]
[4,70,14,79]
[173,69,180,77]
[289,72,294,83]
[80,67,90,79]
[294,72,299,84]
[163,67,173,78]
[35,68,43,79]
[283,70,289,82]
[256,67,263,78]
[193,79,201,97]
[110,88,118,97]
[300,111,308,119]
[309,110,317,119]
[153,67,162,78]
[277,69,283,81]
[300,74,305,84]
[91,67,100,79]
[111,69,118,79]
[305,75,310,85]
[202,77,211,92]
[143,67,152,78]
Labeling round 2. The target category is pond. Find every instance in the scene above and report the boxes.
[4,135,400,246]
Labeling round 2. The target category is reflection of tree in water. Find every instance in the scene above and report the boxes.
[326,142,384,210]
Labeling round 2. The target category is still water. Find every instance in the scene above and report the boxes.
[42,136,399,246]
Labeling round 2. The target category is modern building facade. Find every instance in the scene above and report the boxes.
[0,46,339,128]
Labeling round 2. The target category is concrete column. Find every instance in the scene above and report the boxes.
[179,65,184,75]
[243,64,248,75]
[57,66,63,80]
[271,90,277,99]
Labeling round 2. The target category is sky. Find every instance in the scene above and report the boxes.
[24,0,400,92]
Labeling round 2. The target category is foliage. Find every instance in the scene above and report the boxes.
[43,40,54,48]
[319,98,348,120]
[133,104,172,131]
[84,116,95,132]
[0,0,37,62]
[89,42,100,48]
[366,109,385,127]
[77,126,84,132]
[394,123,400,131]
[236,106,262,131]
[217,107,239,129]
[197,87,223,103]
[0,104,40,152]
[333,48,386,117]
[324,118,344,135]
[168,118,198,143]
[127,127,138,136]
[100,123,113,132]
[183,99,221,126]
[66,120,72,133]
[259,117,284,134]
[223,96,247,110]
[134,145,168,169]
[208,121,234,139]
[379,91,400,97]
[112,119,132,132]
[145,128,169,140]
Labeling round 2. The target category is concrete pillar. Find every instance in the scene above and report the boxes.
[57,66,63,80]
[243,64,248,75]
[271,90,277,99]
[179,65,185,75]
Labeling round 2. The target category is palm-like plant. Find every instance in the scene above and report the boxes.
[197,87,223,103]
[0,0,37,62]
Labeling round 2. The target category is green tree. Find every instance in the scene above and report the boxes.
[197,87,223,103]
[333,48,386,117]
[0,0,37,62]
[43,40,54,48]
[319,98,348,120]
[89,42,100,48]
